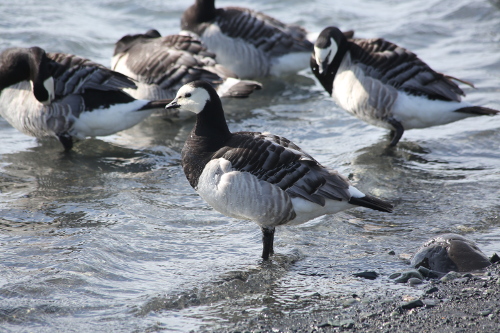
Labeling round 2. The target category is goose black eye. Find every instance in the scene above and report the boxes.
[185,93,191,98]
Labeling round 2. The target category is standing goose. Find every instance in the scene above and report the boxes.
[0,46,170,150]
[166,80,393,260]
[180,0,315,78]
[111,29,262,105]
[310,26,499,146]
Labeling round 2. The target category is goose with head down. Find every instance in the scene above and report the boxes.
[0,46,170,150]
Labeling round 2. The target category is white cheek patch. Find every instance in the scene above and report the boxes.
[314,38,338,74]
[43,77,55,103]
[174,85,211,114]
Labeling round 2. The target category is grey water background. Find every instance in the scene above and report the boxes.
[1,0,500,331]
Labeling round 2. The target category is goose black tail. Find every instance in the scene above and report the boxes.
[454,106,499,116]
[349,194,393,213]
[139,99,174,111]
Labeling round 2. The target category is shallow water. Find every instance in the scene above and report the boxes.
[1,0,500,331]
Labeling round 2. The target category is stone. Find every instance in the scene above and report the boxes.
[389,269,424,283]
[411,234,491,273]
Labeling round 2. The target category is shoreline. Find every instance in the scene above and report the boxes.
[216,263,500,333]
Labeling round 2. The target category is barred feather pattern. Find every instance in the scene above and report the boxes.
[210,132,351,206]
[111,33,261,100]
[214,7,313,57]
[350,38,464,102]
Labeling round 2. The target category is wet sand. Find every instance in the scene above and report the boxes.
[217,263,500,333]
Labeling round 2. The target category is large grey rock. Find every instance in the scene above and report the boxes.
[411,233,491,273]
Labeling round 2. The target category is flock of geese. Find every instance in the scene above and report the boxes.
[0,0,498,260]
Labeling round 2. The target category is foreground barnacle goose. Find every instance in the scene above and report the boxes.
[111,29,262,105]
[180,0,315,78]
[311,26,499,146]
[166,80,393,260]
[0,46,170,150]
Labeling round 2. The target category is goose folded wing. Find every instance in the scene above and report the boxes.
[216,7,313,56]
[214,132,351,207]
[351,38,464,102]
[47,52,137,97]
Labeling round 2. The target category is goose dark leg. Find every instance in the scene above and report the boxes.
[387,118,404,147]
[58,133,74,151]
[261,227,275,261]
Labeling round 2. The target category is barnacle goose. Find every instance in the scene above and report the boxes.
[166,80,393,260]
[310,26,499,146]
[0,46,170,150]
[111,29,262,112]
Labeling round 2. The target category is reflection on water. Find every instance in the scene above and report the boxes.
[0,0,500,331]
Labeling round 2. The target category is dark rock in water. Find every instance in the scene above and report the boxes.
[353,271,379,280]
[411,233,491,273]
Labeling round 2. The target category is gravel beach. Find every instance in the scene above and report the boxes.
[217,263,500,333]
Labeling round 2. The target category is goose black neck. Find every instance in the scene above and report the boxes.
[193,97,231,143]
[182,0,217,29]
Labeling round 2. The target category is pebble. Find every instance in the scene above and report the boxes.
[408,277,423,285]
[417,266,445,279]
[425,286,439,294]
[343,299,358,308]
[422,299,438,308]
[440,271,462,283]
[318,319,355,329]
[353,271,379,280]
[400,299,424,310]
[479,308,493,316]
[389,269,424,283]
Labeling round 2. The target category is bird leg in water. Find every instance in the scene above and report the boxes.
[261,227,275,260]
[387,118,405,146]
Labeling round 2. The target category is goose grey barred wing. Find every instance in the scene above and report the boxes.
[46,52,137,98]
[350,38,464,102]
[114,37,232,90]
[213,132,351,206]
[214,7,313,56]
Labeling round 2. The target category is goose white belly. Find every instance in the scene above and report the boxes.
[392,92,472,129]
[71,99,152,138]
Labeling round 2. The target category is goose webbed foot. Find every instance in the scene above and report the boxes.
[261,227,275,261]
[387,118,404,147]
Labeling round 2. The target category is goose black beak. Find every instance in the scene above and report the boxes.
[165,98,180,109]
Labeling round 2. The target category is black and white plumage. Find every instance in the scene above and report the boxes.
[111,29,262,109]
[181,0,315,78]
[311,26,499,146]
[0,46,170,150]
[166,80,393,260]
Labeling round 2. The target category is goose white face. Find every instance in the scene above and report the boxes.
[30,76,55,105]
[43,76,55,104]
[314,37,337,74]
[169,84,210,114]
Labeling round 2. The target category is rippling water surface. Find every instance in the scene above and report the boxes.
[1,0,499,331]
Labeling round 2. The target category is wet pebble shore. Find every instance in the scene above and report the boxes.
[215,263,500,333]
